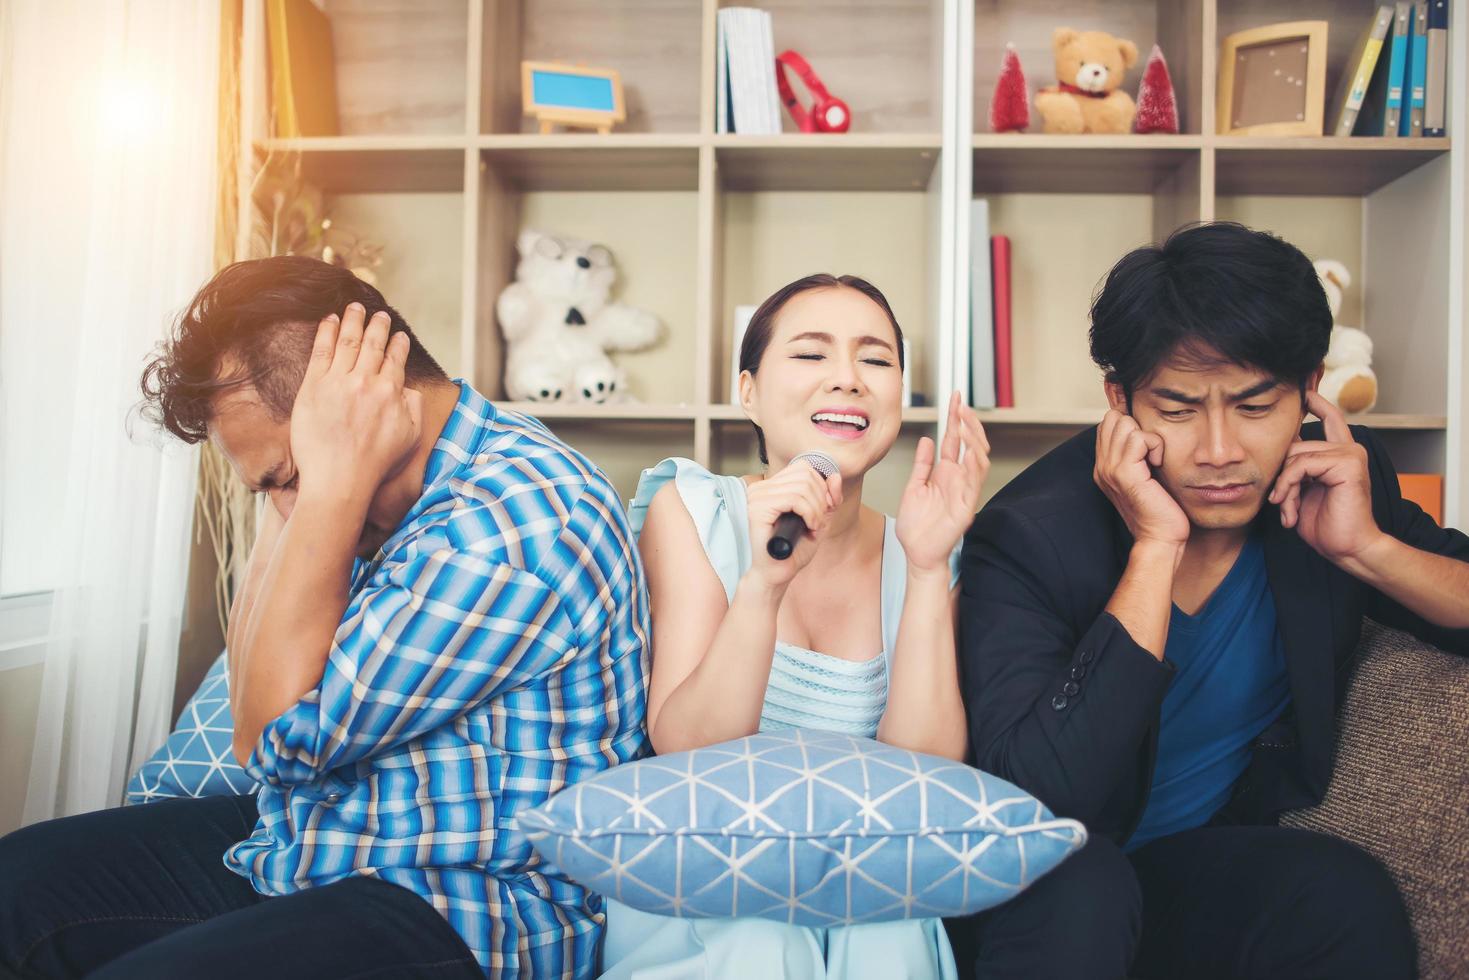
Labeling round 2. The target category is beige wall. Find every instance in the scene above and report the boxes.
[0,665,42,836]
[984,192,1156,413]
[330,191,466,379]
[722,191,934,402]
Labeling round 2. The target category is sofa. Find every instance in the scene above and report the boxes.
[136,620,1467,976]
[1280,619,1469,980]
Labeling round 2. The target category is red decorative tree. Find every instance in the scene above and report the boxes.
[988,43,1030,133]
[1134,44,1179,134]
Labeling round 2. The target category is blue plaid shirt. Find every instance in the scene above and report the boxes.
[224,382,649,978]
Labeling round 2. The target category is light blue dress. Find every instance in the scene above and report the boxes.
[599,458,961,980]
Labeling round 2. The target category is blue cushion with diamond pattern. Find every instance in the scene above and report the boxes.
[519,729,1086,926]
[125,651,258,804]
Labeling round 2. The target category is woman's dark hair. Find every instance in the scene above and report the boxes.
[140,255,447,443]
[739,274,905,464]
[1089,222,1331,401]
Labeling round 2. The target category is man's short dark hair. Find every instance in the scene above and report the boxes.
[1089,222,1332,397]
[140,256,447,443]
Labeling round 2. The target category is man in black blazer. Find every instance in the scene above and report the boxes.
[946,223,1469,980]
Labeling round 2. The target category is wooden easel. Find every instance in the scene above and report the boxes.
[522,61,626,136]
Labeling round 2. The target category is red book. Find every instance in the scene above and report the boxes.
[991,235,1014,408]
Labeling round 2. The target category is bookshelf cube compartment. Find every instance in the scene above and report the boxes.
[1218,153,1452,422]
[476,137,701,192]
[715,0,947,136]
[967,191,1175,415]
[971,136,1204,194]
[320,0,469,136]
[972,0,1205,135]
[716,189,943,409]
[713,137,943,192]
[541,420,696,502]
[329,192,466,380]
[250,151,467,379]
[474,155,699,405]
[1214,194,1366,323]
[1216,0,1414,134]
[1213,139,1451,196]
[280,143,467,193]
[1372,430,1448,481]
[481,0,704,135]
[1359,157,1454,420]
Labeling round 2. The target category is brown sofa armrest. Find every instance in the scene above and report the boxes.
[1281,620,1469,980]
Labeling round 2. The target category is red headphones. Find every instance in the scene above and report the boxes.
[775,50,850,133]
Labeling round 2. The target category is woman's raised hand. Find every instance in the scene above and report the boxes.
[745,458,843,590]
[896,392,990,576]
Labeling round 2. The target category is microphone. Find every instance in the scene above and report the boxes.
[767,451,840,560]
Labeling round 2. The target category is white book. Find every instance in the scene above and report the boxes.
[730,9,763,134]
[729,305,758,404]
[969,199,996,408]
[758,10,782,134]
[715,11,730,134]
[748,9,778,135]
[719,9,742,133]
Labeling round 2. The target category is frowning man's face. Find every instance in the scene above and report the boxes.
[1109,347,1316,532]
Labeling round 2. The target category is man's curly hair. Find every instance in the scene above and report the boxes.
[140,256,447,443]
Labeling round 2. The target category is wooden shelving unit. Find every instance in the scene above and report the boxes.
[238,0,1465,521]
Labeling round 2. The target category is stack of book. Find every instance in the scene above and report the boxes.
[716,7,781,135]
[1334,2,1449,138]
[965,200,1014,410]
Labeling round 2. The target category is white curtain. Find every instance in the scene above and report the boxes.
[0,1,220,821]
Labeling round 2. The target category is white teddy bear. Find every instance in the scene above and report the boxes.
[496,229,662,403]
[1313,259,1377,415]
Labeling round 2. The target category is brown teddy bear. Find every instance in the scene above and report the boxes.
[1034,27,1139,134]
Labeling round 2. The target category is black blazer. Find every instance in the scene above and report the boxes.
[958,422,1469,843]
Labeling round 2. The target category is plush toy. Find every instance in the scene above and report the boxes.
[1034,27,1139,134]
[496,229,661,403]
[1314,259,1377,414]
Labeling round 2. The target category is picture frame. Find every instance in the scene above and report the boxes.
[1216,21,1329,136]
[521,61,626,135]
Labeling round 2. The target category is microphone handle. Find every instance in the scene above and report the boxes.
[767,511,806,560]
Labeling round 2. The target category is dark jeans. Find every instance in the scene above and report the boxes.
[946,825,1416,980]
[0,795,482,980]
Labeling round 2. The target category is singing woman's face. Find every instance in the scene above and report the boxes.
[738,286,904,478]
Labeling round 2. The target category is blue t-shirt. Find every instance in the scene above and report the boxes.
[1127,536,1292,852]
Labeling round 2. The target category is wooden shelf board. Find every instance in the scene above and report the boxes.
[966,410,1447,431]
[501,404,1445,431]
[971,134,1204,194]
[477,134,702,191]
[256,137,466,193]
[1212,137,1451,196]
[713,134,943,192]
[974,408,1105,427]
[497,402,701,422]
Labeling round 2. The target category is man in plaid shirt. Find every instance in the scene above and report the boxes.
[0,257,648,979]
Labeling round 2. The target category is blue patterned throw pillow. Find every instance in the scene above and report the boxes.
[125,651,258,804]
[519,729,1086,926]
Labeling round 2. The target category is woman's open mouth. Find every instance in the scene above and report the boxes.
[811,411,869,440]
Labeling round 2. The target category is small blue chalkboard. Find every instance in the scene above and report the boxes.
[531,71,615,112]
[521,61,626,133]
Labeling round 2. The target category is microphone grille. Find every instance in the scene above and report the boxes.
[792,450,839,478]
